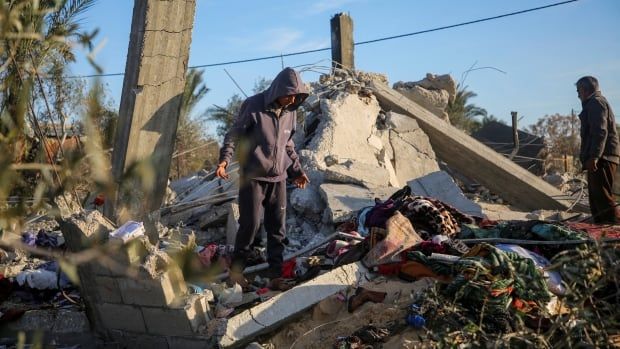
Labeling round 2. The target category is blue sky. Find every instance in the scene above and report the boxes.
[70,0,620,133]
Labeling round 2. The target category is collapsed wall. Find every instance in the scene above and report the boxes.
[286,70,444,243]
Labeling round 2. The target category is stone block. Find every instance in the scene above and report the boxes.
[319,183,396,223]
[324,160,391,188]
[119,266,187,307]
[58,210,115,252]
[166,335,212,349]
[90,237,151,277]
[98,303,146,333]
[94,276,123,303]
[142,294,210,337]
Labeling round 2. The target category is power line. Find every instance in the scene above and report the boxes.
[67,0,578,79]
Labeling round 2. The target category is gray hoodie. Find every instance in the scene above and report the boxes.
[219,67,309,182]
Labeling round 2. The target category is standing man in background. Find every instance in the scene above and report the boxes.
[577,76,620,223]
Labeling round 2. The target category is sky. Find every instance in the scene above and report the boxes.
[69,0,620,134]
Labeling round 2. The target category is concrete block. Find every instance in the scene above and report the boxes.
[324,160,392,188]
[166,335,212,349]
[94,276,123,303]
[98,303,146,333]
[105,331,169,349]
[128,334,170,349]
[58,210,115,252]
[408,171,483,217]
[90,237,151,277]
[219,262,370,348]
[119,267,187,307]
[319,183,396,223]
[142,294,210,337]
[370,82,578,212]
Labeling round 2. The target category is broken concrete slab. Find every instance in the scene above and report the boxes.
[408,171,483,217]
[58,210,116,252]
[478,202,530,221]
[141,293,210,337]
[405,73,457,102]
[319,183,396,223]
[118,267,187,307]
[370,82,580,212]
[324,160,391,188]
[307,93,382,167]
[393,83,450,121]
[219,262,370,348]
[386,112,440,184]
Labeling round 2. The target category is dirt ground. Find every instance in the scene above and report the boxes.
[263,278,433,348]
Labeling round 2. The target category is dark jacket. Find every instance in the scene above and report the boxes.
[579,91,620,166]
[219,67,309,182]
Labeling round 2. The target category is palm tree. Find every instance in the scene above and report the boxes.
[180,68,209,123]
[206,77,271,138]
[446,84,488,134]
[1,0,97,132]
[172,68,217,178]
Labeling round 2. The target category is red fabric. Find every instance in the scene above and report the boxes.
[376,262,404,275]
[565,222,620,239]
[477,218,498,228]
[412,241,447,255]
[198,244,218,267]
[281,258,296,279]
[256,288,270,295]
[94,194,105,206]
[336,221,357,233]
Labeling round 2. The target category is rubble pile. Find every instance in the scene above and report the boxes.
[1,69,618,348]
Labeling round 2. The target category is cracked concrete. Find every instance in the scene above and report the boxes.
[109,0,196,218]
[386,112,440,184]
[219,262,370,348]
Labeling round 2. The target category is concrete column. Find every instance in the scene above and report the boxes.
[107,0,196,225]
[330,13,354,70]
[370,82,586,212]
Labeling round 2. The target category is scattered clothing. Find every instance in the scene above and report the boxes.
[365,199,397,229]
[35,230,65,248]
[363,212,422,268]
[565,222,620,239]
[400,196,474,237]
[21,232,36,246]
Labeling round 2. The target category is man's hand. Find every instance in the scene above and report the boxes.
[216,161,229,179]
[293,173,310,189]
[585,158,598,172]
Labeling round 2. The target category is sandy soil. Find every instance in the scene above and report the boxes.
[263,278,433,349]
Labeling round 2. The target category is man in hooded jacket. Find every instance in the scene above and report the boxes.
[216,67,310,288]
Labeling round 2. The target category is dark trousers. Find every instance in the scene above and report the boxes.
[231,179,286,277]
[587,159,618,224]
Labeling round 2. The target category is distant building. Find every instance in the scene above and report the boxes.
[472,121,545,175]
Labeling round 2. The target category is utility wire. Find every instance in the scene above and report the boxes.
[66,0,578,79]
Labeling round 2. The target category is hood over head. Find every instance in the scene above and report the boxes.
[263,67,309,111]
